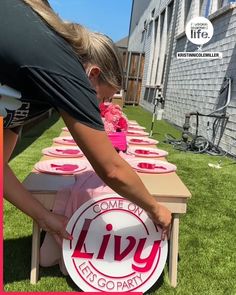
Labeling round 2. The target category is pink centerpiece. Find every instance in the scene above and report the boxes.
[99,103,128,152]
[107,132,127,152]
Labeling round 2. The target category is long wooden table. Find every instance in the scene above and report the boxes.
[22,127,191,288]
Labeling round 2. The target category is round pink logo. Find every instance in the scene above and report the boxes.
[63,195,168,292]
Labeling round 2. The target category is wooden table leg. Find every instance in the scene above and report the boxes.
[30,220,40,284]
[169,213,179,287]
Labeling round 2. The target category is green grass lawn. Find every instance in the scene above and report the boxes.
[4,107,236,294]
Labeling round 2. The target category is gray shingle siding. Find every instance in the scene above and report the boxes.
[165,3,236,154]
[128,0,236,155]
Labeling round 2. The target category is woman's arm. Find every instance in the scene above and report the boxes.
[60,110,172,239]
[3,129,72,241]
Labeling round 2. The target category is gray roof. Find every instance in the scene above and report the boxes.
[115,36,128,48]
[129,0,152,35]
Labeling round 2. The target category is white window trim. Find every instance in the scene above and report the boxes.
[155,8,168,86]
[150,17,161,86]
[146,18,156,86]
[176,2,236,39]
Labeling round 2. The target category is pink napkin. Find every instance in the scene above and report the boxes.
[130,138,149,143]
[55,149,80,155]
[135,149,159,155]
[63,139,75,143]
[128,131,138,135]
[51,164,79,172]
[137,162,166,170]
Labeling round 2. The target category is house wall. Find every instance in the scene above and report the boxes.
[128,0,236,155]
[128,0,175,113]
[164,3,236,154]
[129,0,152,35]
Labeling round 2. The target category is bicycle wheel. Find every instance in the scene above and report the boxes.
[190,136,209,154]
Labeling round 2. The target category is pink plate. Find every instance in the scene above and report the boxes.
[35,159,87,175]
[127,137,159,145]
[128,125,146,131]
[128,147,168,158]
[62,127,69,132]
[53,136,76,145]
[127,130,149,136]
[128,122,139,127]
[128,120,138,124]
[129,159,176,174]
[42,146,83,158]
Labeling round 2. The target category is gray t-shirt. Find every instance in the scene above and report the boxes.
[0,0,104,132]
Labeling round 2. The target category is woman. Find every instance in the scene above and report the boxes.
[1,0,171,241]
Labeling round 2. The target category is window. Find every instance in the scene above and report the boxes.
[168,0,174,29]
[155,10,166,85]
[160,10,165,39]
[178,0,236,35]
[204,0,212,16]
[218,0,224,8]
[227,0,236,4]
[154,17,159,44]
[143,87,156,103]
[141,29,146,43]
[151,8,155,18]
[143,20,148,30]
[148,19,153,37]
[148,16,159,85]
[185,0,192,24]
[201,0,235,17]
[199,0,204,14]
[143,88,149,101]
[178,0,198,34]
[148,2,174,88]
[148,88,155,103]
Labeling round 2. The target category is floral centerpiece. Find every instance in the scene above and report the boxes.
[99,102,128,152]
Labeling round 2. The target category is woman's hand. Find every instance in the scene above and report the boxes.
[148,204,172,240]
[4,129,72,245]
[36,211,73,245]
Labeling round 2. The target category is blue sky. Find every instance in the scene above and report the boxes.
[49,0,133,42]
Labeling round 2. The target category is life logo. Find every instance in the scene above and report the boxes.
[186,16,214,45]
[63,195,168,292]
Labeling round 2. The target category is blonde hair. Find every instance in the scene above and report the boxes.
[22,0,123,90]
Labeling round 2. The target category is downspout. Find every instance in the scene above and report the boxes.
[124,0,134,101]
[139,23,148,106]
[127,0,135,49]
